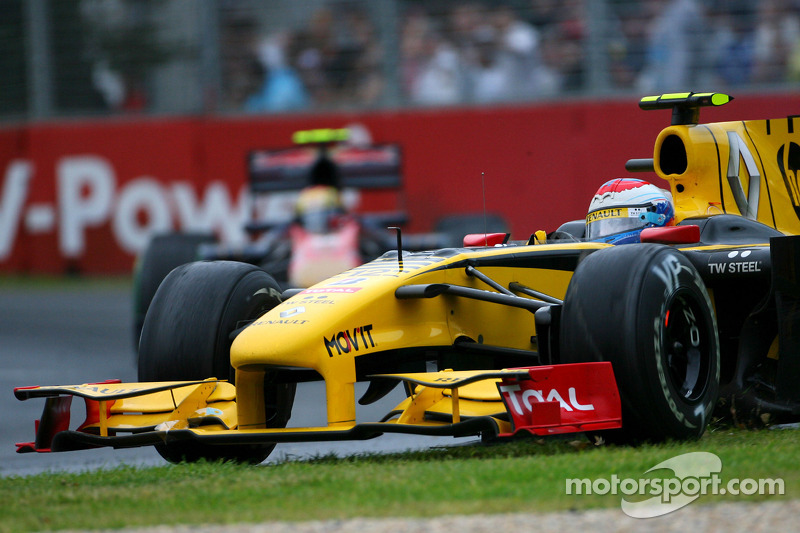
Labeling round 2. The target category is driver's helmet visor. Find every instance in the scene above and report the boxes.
[300,208,340,234]
[586,205,654,240]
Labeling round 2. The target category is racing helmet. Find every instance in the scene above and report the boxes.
[586,178,674,244]
[295,185,345,233]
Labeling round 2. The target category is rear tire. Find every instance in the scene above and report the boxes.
[560,245,720,442]
[138,260,294,463]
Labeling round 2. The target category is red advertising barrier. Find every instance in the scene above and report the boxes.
[1,93,797,274]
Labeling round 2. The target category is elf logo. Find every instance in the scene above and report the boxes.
[323,324,376,357]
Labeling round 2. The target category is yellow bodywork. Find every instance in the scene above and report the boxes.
[653,116,800,233]
[230,243,604,430]
[382,370,527,434]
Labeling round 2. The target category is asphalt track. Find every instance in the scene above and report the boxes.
[0,279,475,477]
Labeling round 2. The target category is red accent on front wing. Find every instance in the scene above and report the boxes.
[15,379,122,453]
[15,396,73,453]
[497,362,622,436]
[77,397,116,432]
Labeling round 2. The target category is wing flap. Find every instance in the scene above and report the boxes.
[372,369,530,389]
[15,379,235,453]
[14,379,222,402]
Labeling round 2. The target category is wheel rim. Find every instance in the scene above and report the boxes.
[663,290,712,403]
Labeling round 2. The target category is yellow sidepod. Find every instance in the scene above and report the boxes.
[441,262,573,350]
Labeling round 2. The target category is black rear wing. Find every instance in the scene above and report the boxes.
[248,144,402,192]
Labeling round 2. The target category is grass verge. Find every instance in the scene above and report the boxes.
[1,425,798,532]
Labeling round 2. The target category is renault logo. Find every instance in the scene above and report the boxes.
[726,131,760,220]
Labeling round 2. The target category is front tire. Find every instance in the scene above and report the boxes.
[132,232,215,351]
[560,244,720,442]
[138,260,294,463]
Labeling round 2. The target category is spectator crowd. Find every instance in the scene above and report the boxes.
[218,0,800,114]
[74,0,800,116]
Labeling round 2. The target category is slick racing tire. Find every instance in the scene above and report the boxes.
[560,244,720,442]
[132,232,215,351]
[138,260,294,463]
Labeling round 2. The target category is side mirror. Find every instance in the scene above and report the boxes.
[640,225,700,244]
[463,233,510,247]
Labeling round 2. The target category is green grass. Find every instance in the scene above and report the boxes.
[1,425,798,532]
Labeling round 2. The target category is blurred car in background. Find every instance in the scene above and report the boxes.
[132,128,508,347]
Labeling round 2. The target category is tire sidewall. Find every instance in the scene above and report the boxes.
[138,261,282,383]
[133,233,215,350]
[627,248,720,439]
[212,269,283,381]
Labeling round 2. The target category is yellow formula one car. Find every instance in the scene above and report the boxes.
[15,93,800,463]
